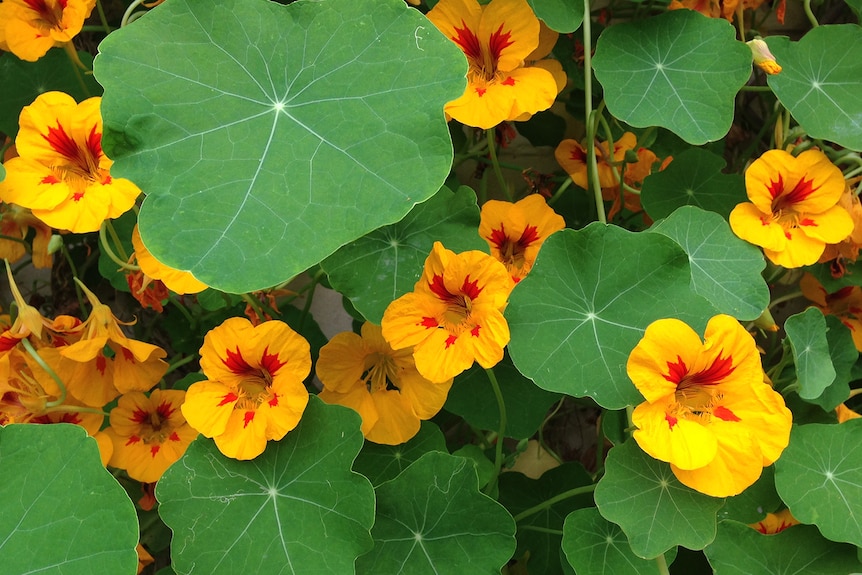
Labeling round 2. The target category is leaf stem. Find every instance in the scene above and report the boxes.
[547,177,572,206]
[99,221,139,271]
[21,338,67,407]
[803,0,819,28]
[512,483,597,523]
[582,0,606,224]
[483,367,507,495]
[95,0,112,34]
[655,552,670,575]
[485,129,512,201]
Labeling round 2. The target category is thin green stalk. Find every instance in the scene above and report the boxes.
[62,42,91,97]
[655,552,670,575]
[547,177,572,206]
[518,525,564,536]
[512,484,597,523]
[95,0,112,34]
[241,293,266,323]
[582,0,606,224]
[483,367,507,496]
[59,243,87,317]
[768,290,802,310]
[165,354,196,376]
[485,129,512,201]
[99,222,139,271]
[106,220,130,261]
[594,409,606,479]
[803,0,819,27]
[21,338,67,407]
[168,295,196,326]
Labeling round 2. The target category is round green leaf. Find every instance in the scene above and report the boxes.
[527,0,584,33]
[562,508,675,574]
[95,0,466,293]
[157,397,375,575]
[507,224,716,409]
[649,206,768,320]
[767,26,862,151]
[355,451,516,575]
[592,10,752,144]
[784,308,836,401]
[808,315,857,412]
[352,420,447,487]
[594,440,724,558]
[0,424,138,575]
[641,148,746,222]
[705,521,862,575]
[774,420,862,547]
[322,185,486,324]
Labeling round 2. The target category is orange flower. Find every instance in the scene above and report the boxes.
[0,92,141,233]
[479,194,564,283]
[818,183,862,276]
[131,224,207,295]
[555,132,637,190]
[799,273,862,352]
[0,202,54,268]
[750,508,800,534]
[0,0,96,61]
[836,403,861,422]
[382,242,511,383]
[182,318,311,460]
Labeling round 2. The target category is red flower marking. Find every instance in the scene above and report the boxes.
[487,24,514,63]
[451,20,481,61]
[767,173,784,200]
[121,347,134,362]
[501,76,515,86]
[156,401,175,420]
[125,435,141,445]
[665,412,678,429]
[489,224,508,251]
[569,146,587,163]
[223,346,254,374]
[663,355,688,384]
[268,393,279,407]
[243,410,255,428]
[216,392,238,407]
[131,408,149,424]
[420,317,438,328]
[40,175,60,185]
[461,275,483,300]
[518,225,540,249]
[260,346,286,376]
[471,325,481,337]
[771,175,819,212]
[0,335,19,353]
[664,354,735,387]
[799,218,817,227]
[168,432,180,442]
[72,191,85,202]
[96,353,107,375]
[444,334,457,348]
[476,87,486,97]
[150,445,161,457]
[429,274,453,301]
[713,405,740,422]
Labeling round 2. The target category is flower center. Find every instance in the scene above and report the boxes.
[42,123,108,188]
[235,376,273,410]
[362,352,400,393]
[23,0,65,32]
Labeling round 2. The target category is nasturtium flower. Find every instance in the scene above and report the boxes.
[382,241,511,383]
[627,314,792,497]
[317,322,452,445]
[479,194,564,283]
[799,273,862,352]
[836,403,861,422]
[131,224,207,295]
[0,202,54,268]
[182,318,311,460]
[818,183,862,276]
[0,92,141,233]
[746,38,782,75]
[104,389,198,483]
[750,508,799,534]
[730,149,853,268]
[0,0,96,61]
[555,132,637,190]
[426,0,563,129]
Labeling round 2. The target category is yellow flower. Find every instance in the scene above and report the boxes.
[730,149,853,268]
[181,318,311,460]
[747,38,782,75]
[836,403,861,422]
[555,132,637,190]
[382,241,511,383]
[627,314,792,497]
[479,194,564,283]
[800,273,862,352]
[0,92,141,233]
[0,0,95,61]
[104,389,198,483]
[750,508,799,534]
[0,202,54,268]
[317,322,453,445]
[131,224,207,294]
[427,0,563,129]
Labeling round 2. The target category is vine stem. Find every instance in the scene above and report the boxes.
[483,367,507,495]
[512,484,597,523]
[655,552,670,575]
[803,0,819,28]
[582,0,606,224]
[99,221,139,271]
[485,129,513,201]
[21,338,67,407]
[95,0,112,34]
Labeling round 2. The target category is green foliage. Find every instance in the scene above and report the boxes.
[352,421,448,487]
[784,308,836,401]
[527,0,584,33]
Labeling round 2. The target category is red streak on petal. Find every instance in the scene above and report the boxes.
[665,412,678,429]
[131,408,149,424]
[784,230,792,240]
[501,76,515,86]
[217,392,239,407]
[96,353,107,375]
[799,218,817,226]
[0,335,19,353]
[121,347,134,362]
[268,393,279,407]
[223,346,254,374]
[772,175,819,212]
[759,215,771,226]
[663,355,688,384]
[86,124,103,161]
[72,192,84,202]
[470,325,480,337]
[150,445,161,458]
[102,175,112,185]
[125,435,141,445]
[688,355,736,386]
[767,173,784,200]
[169,432,180,442]
[569,147,587,162]
[420,317,438,328]
[242,410,255,428]
[713,405,740,422]
[451,20,481,61]
[487,24,514,63]
[518,225,540,249]
[429,274,453,301]
[260,346,286,376]
[156,401,176,419]
[476,87,486,97]
[43,123,81,163]
[489,224,507,250]
[461,275,483,300]
[444,335,457,348]
[40,175,60,185]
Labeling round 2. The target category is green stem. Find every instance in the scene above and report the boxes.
[655,552,670,575]
[483,367,507,496]
[95,0,112,34]
[803,0,819,27]
[168,295,196,326]
[512,484,597,523]
[62,42,91,97]
[768,290,803,310]
[21,338,67,407]
[538,397,565,464]
[547,177,572,206]
[106,220,130,261]
[241,293,266,323]
[582,1,606,224]
[165,354,196,376]
[99,222,139,271]
[518,525,564,536]
[59,243,88,318]
[485,129,512,201]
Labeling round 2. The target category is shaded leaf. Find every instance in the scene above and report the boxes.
[807,315,856,412]
[322,185,485,324]
[0,424,138,575]
[774,420,862,547]
[352,420,447,487]
[95,0,466,292]
[594,441,724,558]
[355,451,516,575]
[784,308,835,400]
[527,0,584,33]
[157,397,375,575]
[592,10,751,144]
[507,224,716,410]
[718,466,780,524]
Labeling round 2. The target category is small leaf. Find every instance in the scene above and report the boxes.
[704,521,862,574]
[774,420,862,547]
[767,26,862,151]
[507,224,716,409]
[641,148,746,220]
[527,0,584,33]
[355,451,516,575]
[352,420,447,487]
[322,185,486,324]
[592,10,752,144]
[157,397,375,575]
[784,308,836,400]
[807,315,856,412]
[562,508,675,574]
[594,441,724,558]
[452,444,495,488]
[95,0,466,293]
[0,424,138,575]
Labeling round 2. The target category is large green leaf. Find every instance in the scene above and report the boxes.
[784,308,835,401]
[322,185,486,324]
[507,224,716,409]
[355,451,516,575]
[774,420,862,548]
[805,315,856,412]
[527,0,584,33]
[592,10,751,145]
[0,424,138,575]
[767,26,862,151]
[562,508,675,574]
[593,441,724,558]
[352,420,447,487]
[95,0,466,293]
[157,397,375,575]
[641,148,746,221]
[649,206,768,320]
[704,521,862,575]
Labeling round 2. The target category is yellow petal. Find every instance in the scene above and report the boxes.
[213,407,269,460]
[626,318,703,403]
[181,380,238,439]
[632,399,719,470]
[729,202,787,252]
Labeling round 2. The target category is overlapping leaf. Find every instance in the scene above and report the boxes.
[322,186,486,323]
[784,308,835,400]
[157,397,375,575]
[352,421,447,487]
[767,25,862,151]
[594,441,724,558]
[527,0,584,33]
[95,0,466,293]
[355,451,516,574]
[718,467,780,524]
[774,420,862,547]
[649,206,768,320]
[0,424,138,575]
[592,10,751,144]
[507,224,716,409]
[807,315,856,411]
